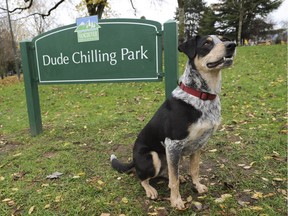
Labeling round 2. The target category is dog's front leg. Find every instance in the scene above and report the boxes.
[190,150,208,193]
[164,138,185,210]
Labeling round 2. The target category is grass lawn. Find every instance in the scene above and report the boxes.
[0,45,287,215]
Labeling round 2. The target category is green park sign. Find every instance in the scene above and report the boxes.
[20,18,178,136]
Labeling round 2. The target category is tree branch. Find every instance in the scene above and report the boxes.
[38,0,66,18]
[129,0,137,16]
[0,0,33,13]
[0,0,65,19]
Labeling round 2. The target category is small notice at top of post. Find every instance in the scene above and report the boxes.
[75,15,101,42]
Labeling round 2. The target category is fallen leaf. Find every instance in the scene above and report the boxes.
[137,116,145,121]
[100,213,110,216]
[44,204,50,209]
[2,198,12,202]
[197,195,206,200]
[251,191,263,200]
[192,201,203,210]
[264,156,272,160]
[55,195,62,202]
[187,195,193,202]
[121,197,128,204]
[77,172,85,176]
[7,200,16,206]
[208,149,217,153]
[12,171,26,180]
[28,206,35,214]
[2,198,15,206]
[250,206,263,211]
[97,180,105,185]
[13,153,22,157]
[272,178,285,182]
[272,151,280,156]
[221,194,233,199]
[46,172,63,179]
[238,200,250,206]
[215,194,232,203]
[149,207,169,215]
[243,165,252,170]
[277,189,287,195]
[0,176,4,181]
[263,193,275,198]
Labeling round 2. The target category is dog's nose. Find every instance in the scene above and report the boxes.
[225,42,236,51]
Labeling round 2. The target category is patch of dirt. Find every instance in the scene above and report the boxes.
[42,151,58,159]
[0,138,23,154]
[0,76,23,86]
[109,143,133,159]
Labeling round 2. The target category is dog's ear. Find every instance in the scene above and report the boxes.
[178,36,199,59]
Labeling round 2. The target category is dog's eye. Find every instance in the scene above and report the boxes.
[203,41,211,46]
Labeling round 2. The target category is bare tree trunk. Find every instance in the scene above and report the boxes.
[178,0,185,43]
[237,0,243,46]
[5,0,20,79]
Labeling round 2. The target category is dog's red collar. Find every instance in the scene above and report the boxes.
[179,82,217,101]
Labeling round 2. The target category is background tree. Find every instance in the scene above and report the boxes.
[177,0,185,42]
[84,0,107,18]
[214,0,283,45]
[244,18,274,41]
[176,0,206,41]
[198,6,218,36]
[0,19,15,79]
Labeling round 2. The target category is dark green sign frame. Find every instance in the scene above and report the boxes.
[20,18,178,136]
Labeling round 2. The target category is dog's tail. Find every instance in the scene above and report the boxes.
[110,154,134,173]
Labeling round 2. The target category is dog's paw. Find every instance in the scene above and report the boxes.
[170,197,185,210]
[145,186,158,200]
[195,183,208,194]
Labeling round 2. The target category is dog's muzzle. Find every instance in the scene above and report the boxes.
[207,41,236,68]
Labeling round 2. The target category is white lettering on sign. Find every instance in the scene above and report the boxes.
[121,46,148,61]
[42,45,148,67]
[42,53,69,66]
[72,50,117,66]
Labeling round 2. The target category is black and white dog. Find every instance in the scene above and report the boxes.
[111,35,236,209]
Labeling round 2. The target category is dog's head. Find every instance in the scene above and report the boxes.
[178,35,236,72]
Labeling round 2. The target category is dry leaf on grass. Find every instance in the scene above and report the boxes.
[249,206,263,211]
[208,149,217,153]
[121,197,128,204]
[192,201,203,211]
[2,198,16,206]
[215,194,233,203]
[186,195,193,202]
[28,206,35,214]
[46,172,63,179]
[251,191,263,200]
